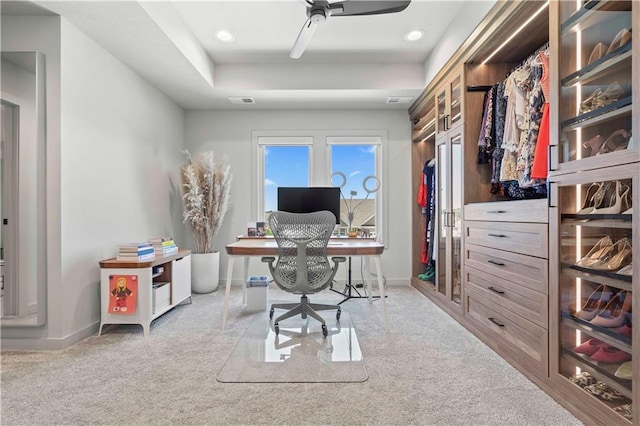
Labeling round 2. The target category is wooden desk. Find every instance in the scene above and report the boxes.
[223,238,387,330]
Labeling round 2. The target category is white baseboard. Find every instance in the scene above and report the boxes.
[1,321,100,351]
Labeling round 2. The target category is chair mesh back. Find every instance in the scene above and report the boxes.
[269,211,336,294]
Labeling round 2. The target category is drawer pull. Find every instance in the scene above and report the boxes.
[486,210,506,214]
[488,286,505,295]
[487,233,508,238]
[487,260,505,266]
[488,317,505,327]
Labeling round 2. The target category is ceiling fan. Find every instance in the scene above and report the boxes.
[290,0,412,59]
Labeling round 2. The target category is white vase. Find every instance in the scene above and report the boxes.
[191,251,220,294]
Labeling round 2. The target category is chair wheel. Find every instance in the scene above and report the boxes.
[322,324,328,337]
[274,323,279,335]
[336,309,341,320]
[269,307,275,319]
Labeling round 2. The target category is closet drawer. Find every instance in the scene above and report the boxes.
[465,266,548,328]
[464,243,548,293]
[464,199,548,223]
[464,221,548,258]
[466,287,548,377]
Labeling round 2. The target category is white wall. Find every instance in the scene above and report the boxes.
[185,109,412,286]
[423,0,498,87]
[1,16,186,350]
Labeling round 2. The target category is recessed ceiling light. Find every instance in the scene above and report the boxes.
[216,30,235,43]
[404,30,424,42]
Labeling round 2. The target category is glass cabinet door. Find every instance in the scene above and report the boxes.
[553,1,635,174]
[436,140,448,297]
[553,168,636,424]
[436,86,448,135]
[451,133,463,305]
[450,74,463,130]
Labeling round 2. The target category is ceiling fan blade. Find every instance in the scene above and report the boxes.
[330,0,411,16]
[290,17,320,59]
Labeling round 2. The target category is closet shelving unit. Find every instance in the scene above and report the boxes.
[548,0,638,424]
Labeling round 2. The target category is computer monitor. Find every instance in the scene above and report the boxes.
[277,187,341,224]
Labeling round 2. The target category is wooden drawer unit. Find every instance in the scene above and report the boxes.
[466,286,548,377]
[465,243,548,294]
[464,221,548,258]
[464,199,548,223]
[465,266,548,328]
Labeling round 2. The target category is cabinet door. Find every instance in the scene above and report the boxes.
[172,254,191,305]
[550,165,637,424]
[435,126,464,308]
[449,73,463,130]
[551,1,637,175]
[436,85,448,135]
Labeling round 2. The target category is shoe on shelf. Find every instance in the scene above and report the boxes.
[590,237,632,271]
[577,181,603,214]
[575,236,614,268]
[580,82,624,114]
[596,129,632,155]
[572,284,612,321]
[614,361,632,380]
[613,404,633,421]
[591,290,632,328]
[569,371,597,388]
[615,323,632,337]
[582,135,605,157]
[584,381,627,401]
[587,42,607,65]
[606,28,632,55]
[591,180,630,215]
[617,263,632,276]
[590,345,632,363]
[574,338,607,356]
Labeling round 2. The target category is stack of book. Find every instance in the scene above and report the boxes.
[117,242,155,261]
[148,237,178,256]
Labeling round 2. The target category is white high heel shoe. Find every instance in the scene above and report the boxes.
[591,181,629,215]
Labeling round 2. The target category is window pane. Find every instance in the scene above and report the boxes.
[331,144,377,237]
[264,145,309,213]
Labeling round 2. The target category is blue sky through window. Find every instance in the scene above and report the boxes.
[264,144,376,212]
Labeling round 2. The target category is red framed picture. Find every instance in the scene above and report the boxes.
[108,275,138,314]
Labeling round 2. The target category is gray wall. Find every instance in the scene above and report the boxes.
[1,16,186,350]
[185,109,412,286]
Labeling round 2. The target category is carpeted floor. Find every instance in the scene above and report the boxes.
[1,285,581,425]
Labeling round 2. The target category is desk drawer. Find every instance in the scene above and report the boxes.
[466,287,548,376]
[465,266,548,328]
[464,221,548,258]
[464,199,548,223]
[464,243,548,294]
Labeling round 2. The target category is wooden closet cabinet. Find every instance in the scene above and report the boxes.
[548,0,638,423]
[436,66,464,135]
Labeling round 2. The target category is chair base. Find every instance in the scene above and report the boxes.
[270,295,340,337]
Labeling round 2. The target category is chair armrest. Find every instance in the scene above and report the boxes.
[331,256,347,263]
[261,256,276,264]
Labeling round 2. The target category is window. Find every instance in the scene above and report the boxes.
[253,132,385,243]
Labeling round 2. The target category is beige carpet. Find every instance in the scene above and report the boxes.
[0,285,582,425]
[217,311,367,383]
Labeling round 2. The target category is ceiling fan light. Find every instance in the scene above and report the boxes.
[216,30,235,43]
[404,29,424,42]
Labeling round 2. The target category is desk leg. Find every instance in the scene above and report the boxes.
[242,256,250,304]
[363,257,373,302]
[222,255,237,330]
[373,255,388,332]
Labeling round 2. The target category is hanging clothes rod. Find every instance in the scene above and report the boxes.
[467,85,494,92]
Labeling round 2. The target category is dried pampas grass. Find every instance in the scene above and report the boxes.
[180,150,232,253]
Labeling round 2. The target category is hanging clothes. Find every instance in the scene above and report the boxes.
[422,159,436,266]
[531,49,551,179]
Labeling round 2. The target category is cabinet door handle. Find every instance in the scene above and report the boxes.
[487,260,505,266]
[488,286,505,294]
[487,233,507,238]
[488,317,505,327]
[486,210,506,214]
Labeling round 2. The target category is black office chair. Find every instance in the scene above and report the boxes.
[262,210,345,337]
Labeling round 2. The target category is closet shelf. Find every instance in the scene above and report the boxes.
[561,1,632,35]
[561,46,631,87]
[561,214,633,228]
[561,99,631,132]
[562,263,633,290]
[561,351,632,399]
[562,316,632,353]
